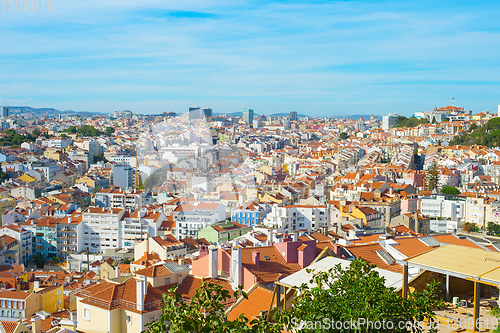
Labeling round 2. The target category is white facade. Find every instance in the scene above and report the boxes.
[0,225,32,264]
[420,195,465,222]
[430,219,458,233]
[121,209,166,249]
[174,203,226,239]
[82,208,126,253]
[262,205,329,233]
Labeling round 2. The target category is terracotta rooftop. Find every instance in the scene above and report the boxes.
[226,285,274,324]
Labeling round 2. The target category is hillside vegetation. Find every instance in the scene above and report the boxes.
[449,117,500,147]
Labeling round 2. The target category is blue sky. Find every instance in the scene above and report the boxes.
[1,0,500,116]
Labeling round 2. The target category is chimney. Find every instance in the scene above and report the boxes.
[34,280,40,290]
[231,245,243,290]
[292,233,298,242]
[208,247,218,279]
[252,251,260,268]
[389,187,394,195]
[199,246,209,258]
[178,258,185,266]
[31,315,42,333]
[333,244,343,258]
[414,212,420,234]
[268,230,274,244]
[136,278,145,311]
[145,238,149,255]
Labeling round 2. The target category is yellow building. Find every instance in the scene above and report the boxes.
[341,204,382,227]
[100,258,120,280]
[18,173,36,183]
[76,278,164,333]
[0,196,16,225]
[35,284,64,314]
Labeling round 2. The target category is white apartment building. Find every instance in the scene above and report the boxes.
[82,208,126,253]
[73,139,103,160]
[262,205,329,234]
[174,202,226,239]
[419,195,465,222]
[48,137,72,149]
[121,209,165,249]
[107,154,137,168]
[0,225,32,264]
[95,188,146,209]
[81,207,165,253]
[57,213,84,259]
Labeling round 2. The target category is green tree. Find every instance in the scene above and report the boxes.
[76,125,103,137]
[281,258,443,333]
[105,127,115,136]
[339,132,348,140]
[426,161,440,191]
[440,186,460,196]
[144,283,282,333]
[93,154,108,163]
[144,171,161,190]
[65,126,77,134]
[469,123,478,132]
[121,257,132,264]
[33,255,45,269]
[487,222,500,236]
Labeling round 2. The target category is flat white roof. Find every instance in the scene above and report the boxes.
[279,256,403,290]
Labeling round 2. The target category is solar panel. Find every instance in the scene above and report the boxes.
[419,237,440,247]
[163,261,189,273]
[376,249,394,265]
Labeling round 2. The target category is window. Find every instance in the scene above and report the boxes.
[126,315,132,324]
[83,308,90,320]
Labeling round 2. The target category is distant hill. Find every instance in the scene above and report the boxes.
[7,106,103,117]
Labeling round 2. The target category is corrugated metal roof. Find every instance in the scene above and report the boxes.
[403,244,500,284]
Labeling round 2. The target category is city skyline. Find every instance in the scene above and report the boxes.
[1,0,500,115]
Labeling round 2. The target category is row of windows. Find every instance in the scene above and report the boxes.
[0,309,22,318]
[1,300,24,309]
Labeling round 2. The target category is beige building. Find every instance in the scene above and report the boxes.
[75,277,164,333]
[134,261,189,288]
[134,235,187,262]
[0,290,41,321]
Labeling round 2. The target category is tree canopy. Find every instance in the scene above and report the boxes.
[145,258,443,333]
[281,258,443,333]
[62,125,115,137]
[0,129,46,148]
[144,283,282,333]
[426,161,440,192]
[440,186,460,196]
[105,127,115,136]
[394,116,429,128]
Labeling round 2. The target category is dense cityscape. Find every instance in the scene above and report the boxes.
[0,103,498,331]
[3,0,500,331]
